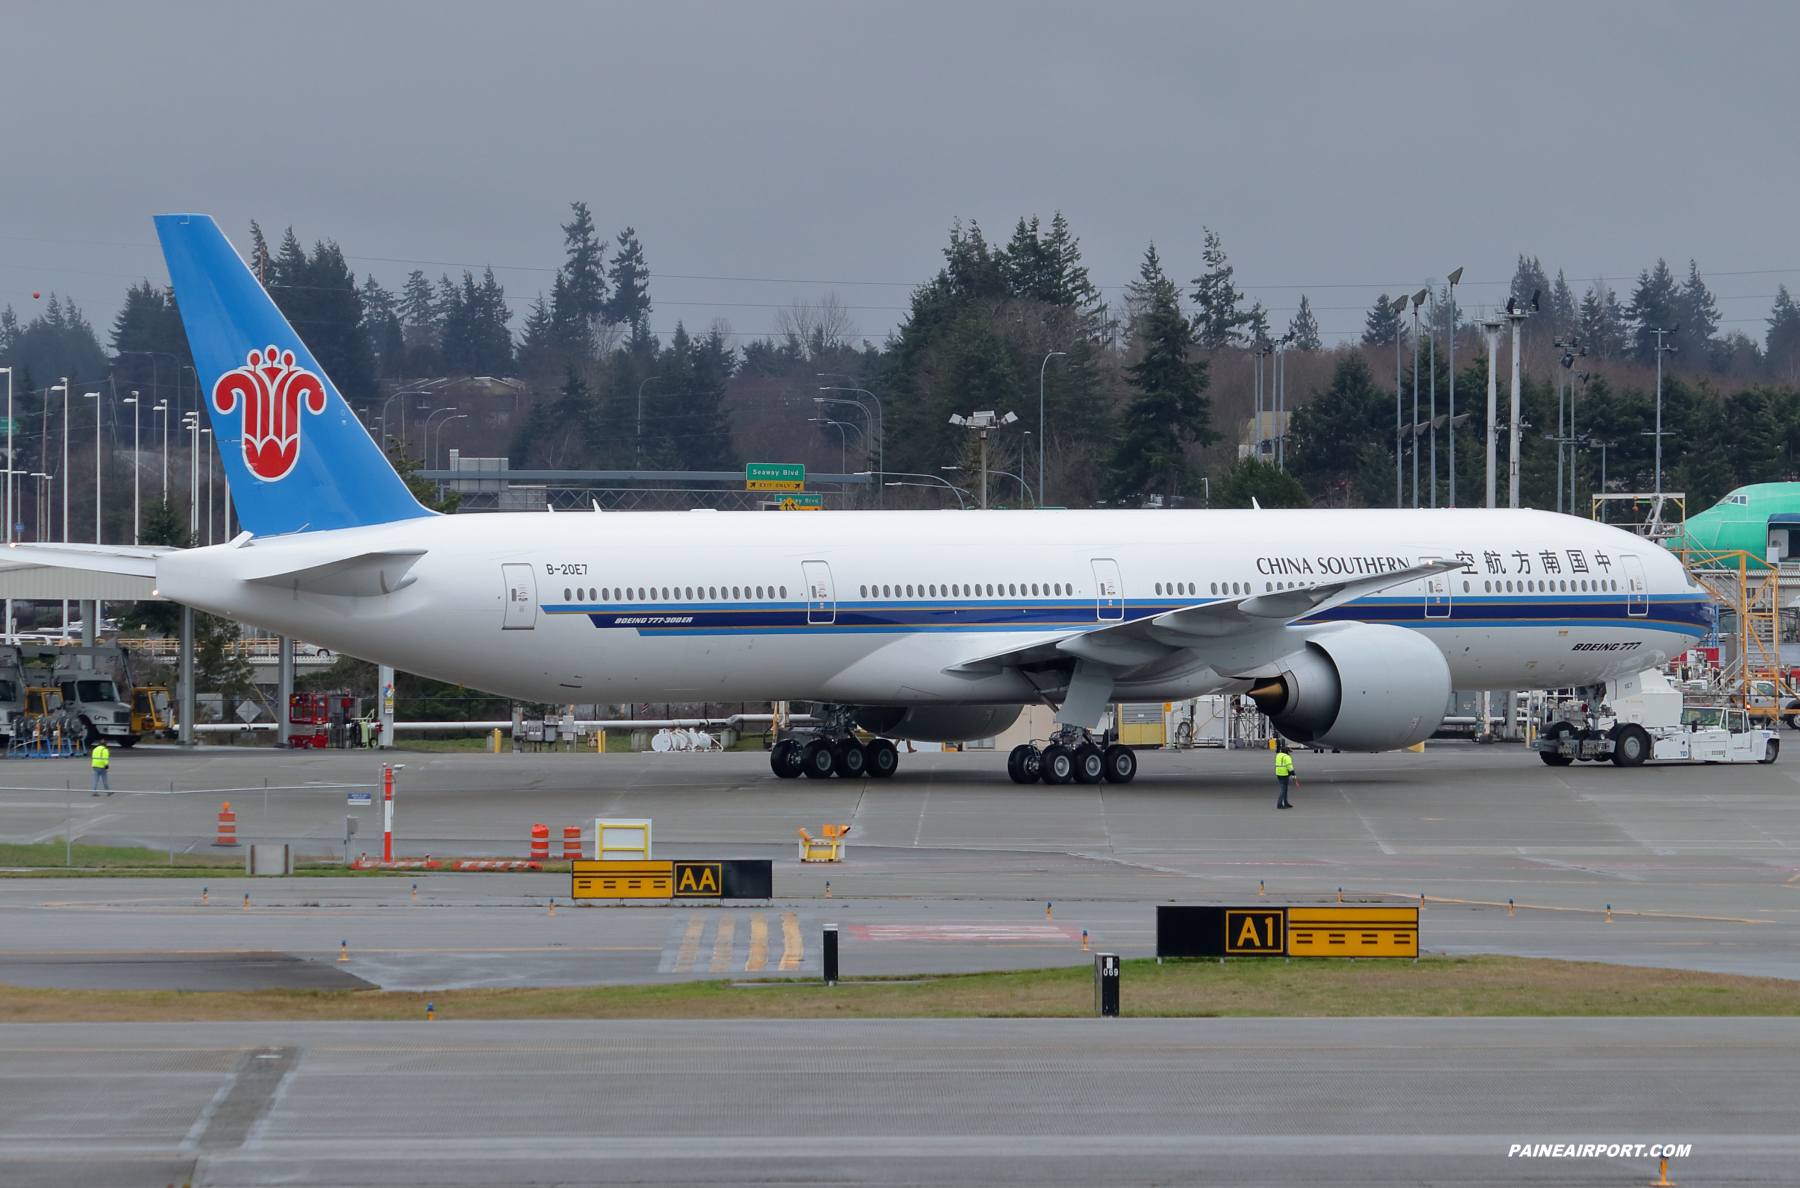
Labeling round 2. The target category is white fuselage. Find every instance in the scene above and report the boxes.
[155,507,1708,706]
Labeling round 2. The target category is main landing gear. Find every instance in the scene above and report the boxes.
[770,706,899,780]
[1007,727,1137,785]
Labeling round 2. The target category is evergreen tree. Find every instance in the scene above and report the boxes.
[1362,294,1404,347]
[550,201,608,355]
[1242,301,1272,347]
[1002,213,1097,306]
[1286,295,1321,351]
[1549,270,1577,339]
[265,228,376,399]
[1767,285,1800,381]
[645,323,736,470]
[1189,228,1252,349]
[398,271,438,340]
[247,221,272,286]
[1579,280,1627,359]
[1288,352,1390,503]
[1109,246,1214,498]
[1677,259,1720,343]
[440,268,514,375]
[1215,457,1309,508]
[0,293,110,392]
[1509,255,1551,312]
[110,280,193,390]
[359,275,404,378]
[1627,259,1683,364]
[603,227,652,335]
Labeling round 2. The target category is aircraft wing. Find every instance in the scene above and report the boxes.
[947,557,1465,675]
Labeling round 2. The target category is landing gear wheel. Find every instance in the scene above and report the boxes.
[1072,743,1105,784]
[770,738,804,778]
[1610,724,1650,767]
[1102,744,1137,783]
[865,738,899,778]
[834,739,868,778]
[1040,744,1075,785]
[801,739,837,779]
[1540,722,1575,766]
[1762,739,1781,765]
[1007,744,1042,784]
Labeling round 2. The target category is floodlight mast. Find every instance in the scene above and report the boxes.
[1482,319,1503,509]
[1446,267,1462,505]
[1392,295,1408,508]
[948,409,1018,509]
[1501,291,1538,508]
[1410,289,1427,508]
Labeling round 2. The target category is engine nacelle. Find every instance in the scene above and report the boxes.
[1247,624,1450,752]
[853,704,1024,743]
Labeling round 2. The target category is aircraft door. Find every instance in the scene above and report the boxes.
[1091,558,1124,621]
[1424,572,1452,618]
[1620,554,1648,617]
[502,563,537,629]
[802,560,835,624]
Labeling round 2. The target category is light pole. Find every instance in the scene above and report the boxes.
[865,471,969,509]
[811,418,861,474]
[1038,350,1064,505]
[635,376,664,463]
[183,411,200,540]
[949,464,1035,507]
[1502,292,1537,508]
[1410,290,1427,508]
[947,410,1018,510]
[0,365,11,543]
[433,413,467,469]
[1570,369,1589,514]
[84,391,101,543]
[202,428,213,545]
[1481,320,1502,508]
[1446,267,1462,505]
[154,400,169,503]
[1648,325,1678,501]
[54,378,69,543]
[421,407,459,470]
[123,392,140,544]
[819,382,884,503]
[1392,295,1408,508]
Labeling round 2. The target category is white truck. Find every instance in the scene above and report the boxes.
[1536,668,1778,767]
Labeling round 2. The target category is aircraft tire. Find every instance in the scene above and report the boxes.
[1072,744,1105,784]
[1006,744,1042,784]
[865,738,899,779]
[1102,744,1137,783]
[1040,744,1075,785]
[800,739,837,779]
[1540,722,1575,766]
[770,738,803,778]
[1610,724,1650,768]
[834,740,868,778]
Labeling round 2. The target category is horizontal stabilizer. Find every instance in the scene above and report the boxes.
[243,549,427,598]
[0,543,167,600]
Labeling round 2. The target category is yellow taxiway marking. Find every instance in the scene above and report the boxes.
[746,914,768,972]
[672,914,705,973]
[709,914,736,972]
[779,912,803,971]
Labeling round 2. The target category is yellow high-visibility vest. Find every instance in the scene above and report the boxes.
[1274,751,1293,777]
[91,744,110,768]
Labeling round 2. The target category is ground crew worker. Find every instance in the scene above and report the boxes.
[1274,743,1294,809]
[90,740,112,795]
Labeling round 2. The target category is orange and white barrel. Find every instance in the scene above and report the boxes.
[562,825,582,860]
[530,823,550,862]
[216,803,239,847]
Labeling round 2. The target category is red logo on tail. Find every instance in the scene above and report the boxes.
[211,346,328,481]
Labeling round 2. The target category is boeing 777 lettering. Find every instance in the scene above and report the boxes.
[3,215,1714,784]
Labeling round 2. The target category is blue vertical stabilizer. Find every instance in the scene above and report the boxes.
[155,214,432,536]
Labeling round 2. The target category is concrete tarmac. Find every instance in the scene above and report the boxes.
[1,1018,1792,1187]
[2,742,1799,986]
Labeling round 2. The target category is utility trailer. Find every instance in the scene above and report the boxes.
[1537,668,1778,767]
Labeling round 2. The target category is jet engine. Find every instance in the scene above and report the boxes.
[1246,624,1450,752]
[853,704,1024,743]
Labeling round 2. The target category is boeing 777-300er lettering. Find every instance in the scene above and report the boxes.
[2,215,1714,784]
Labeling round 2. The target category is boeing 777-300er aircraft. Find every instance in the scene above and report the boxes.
[2,215,1715,784]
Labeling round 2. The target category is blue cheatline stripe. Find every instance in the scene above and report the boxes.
[547,595,1712,638]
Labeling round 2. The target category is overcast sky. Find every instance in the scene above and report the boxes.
[8,1,1798,348]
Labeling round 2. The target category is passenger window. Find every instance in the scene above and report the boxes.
[563,588,571,601]
[1462,581,1469,592]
